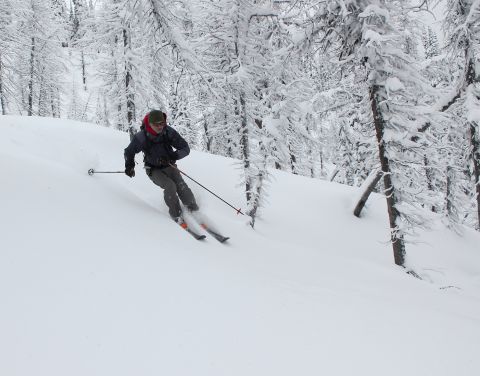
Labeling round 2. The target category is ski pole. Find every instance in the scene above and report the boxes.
[88,169,124,176]
[169,163,245,215]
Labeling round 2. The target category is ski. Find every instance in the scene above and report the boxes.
[182,210,230,243]
[175,218,206,240]
[199,223,229,243]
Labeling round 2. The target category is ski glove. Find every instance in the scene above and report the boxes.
[125,167,135,178]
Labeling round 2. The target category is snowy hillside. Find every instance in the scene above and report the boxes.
[1,115,480,376]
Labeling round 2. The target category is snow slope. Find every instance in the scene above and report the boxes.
[1,115,479,376]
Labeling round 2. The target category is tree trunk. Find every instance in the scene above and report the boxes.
[50,87,60,117]
[330,167,340,182]
[248,142,266,229]
[56,88,61,117]
[238,91,251,203]
[424,154,436,212]
[203,115,212,151]
[370,85,406,266]
[223,113,233,157]
[353,169,383,218]
[111,35,122,129]
[289,143,297,174]
[0,53,5,114]
[81,50,87,90]
[248,167,264,229]
[28,37,35,116]
[446,164,454,220]
[38,75,45,116]
[469,121,480,230]
[320,150,325,177]
[123,28,135,128]
[248,118,267,228]
[464,50,480,230]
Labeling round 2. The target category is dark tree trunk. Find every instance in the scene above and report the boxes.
[370,85,406,266]
[287,124,297,174]
[112,36,122,129]
[469,122,480,230]
[71,0,80,37]
[81,50,87,89]
[289,144,297,174]
[224,113,233,158]
[275,160,281,170]
[50,87,59,117]
[238,92,251,203]
[330,167,340,182]
[38,76,45,116]
[424,154,436,212]
[0,53,5,114]
[353,169,383,218]
[464,52,480,230]
[123,28,135,128]
[28,37,35,116]
[203,115,212,151]
[446,165,454,219]
[320,151,325,177]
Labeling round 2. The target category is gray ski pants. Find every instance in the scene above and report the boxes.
[148,166,197,218]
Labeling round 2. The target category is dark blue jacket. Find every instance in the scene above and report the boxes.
[124,126,190,169]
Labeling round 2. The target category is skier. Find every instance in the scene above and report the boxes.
[124,110,199,221]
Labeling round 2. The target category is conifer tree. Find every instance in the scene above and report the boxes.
[12,0,67,117]
[443,0,480,230]
[0,0,13,114]
[294,1,439,267]
[422,26,440,59]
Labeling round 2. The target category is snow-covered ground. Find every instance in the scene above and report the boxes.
[1,115,479,376]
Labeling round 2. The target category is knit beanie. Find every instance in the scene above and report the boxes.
[149,110,165,124]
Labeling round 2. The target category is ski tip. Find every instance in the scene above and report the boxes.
[218,237,230,243]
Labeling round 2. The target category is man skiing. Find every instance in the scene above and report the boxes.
[124,110,199,221]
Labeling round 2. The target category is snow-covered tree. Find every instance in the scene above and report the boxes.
[293,1,441,267]
[85,0,212,132]
[0,0,13,114]
[443,0,480,230]
[10,0,67,117]
[422,26,440,59]
[188,0,281,226]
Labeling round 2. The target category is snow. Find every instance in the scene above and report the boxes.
[466,85,480,123]
[263,115,286,138]
[359,5,390,22]
[385,76,405,95]
[1,115,480,376]
[285,24,305,45]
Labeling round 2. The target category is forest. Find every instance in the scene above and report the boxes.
[1,0,479,266]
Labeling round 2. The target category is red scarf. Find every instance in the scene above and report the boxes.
[143,114,158,136]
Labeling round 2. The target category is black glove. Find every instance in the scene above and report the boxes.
[125,166,135,177]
